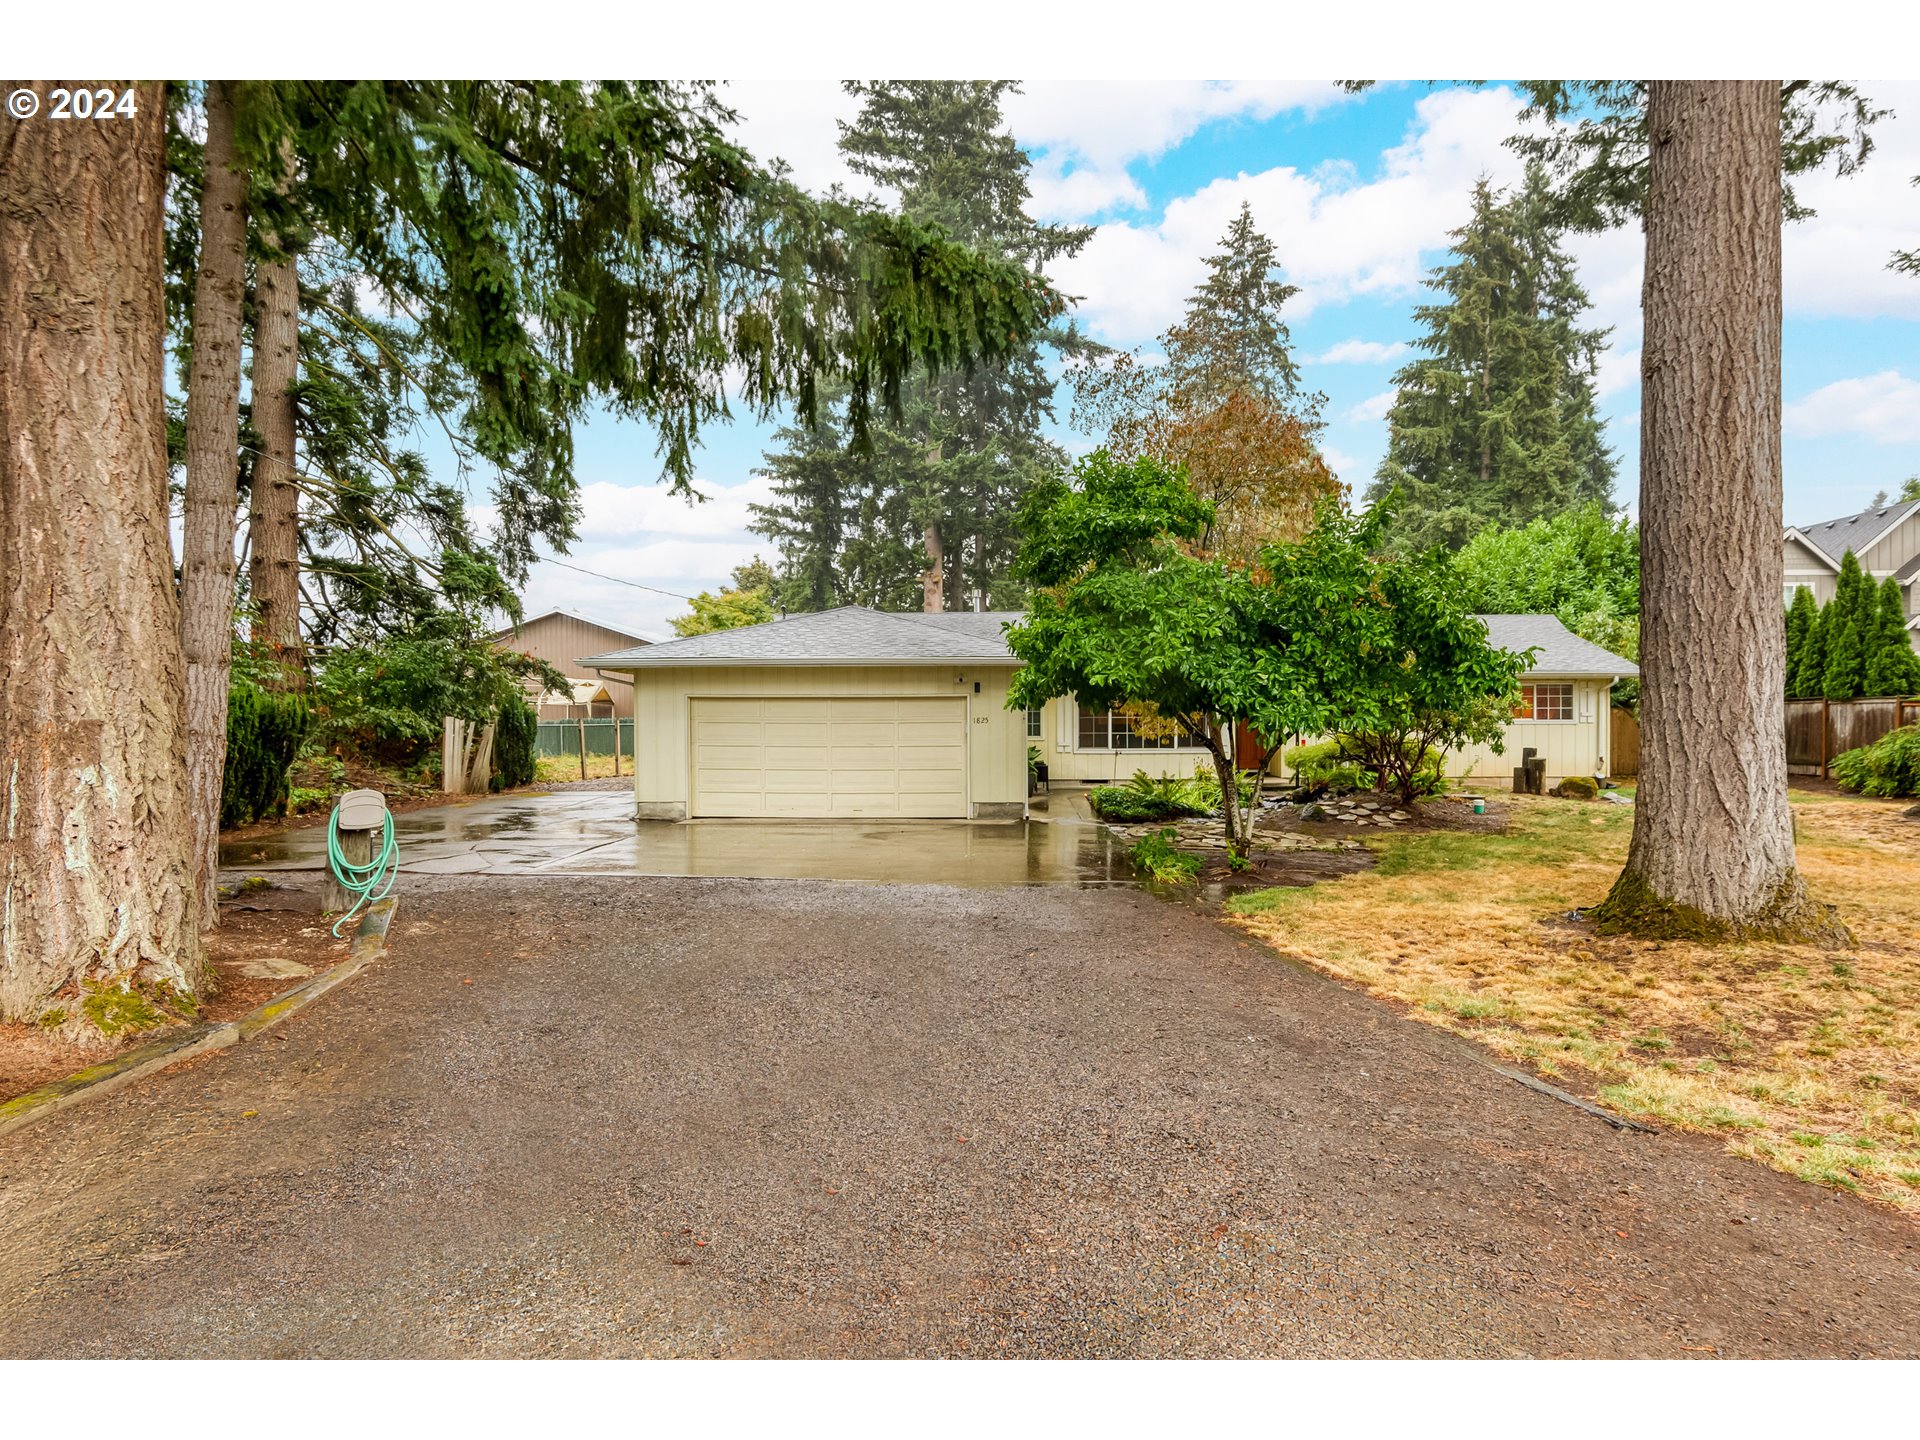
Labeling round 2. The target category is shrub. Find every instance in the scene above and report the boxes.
[1090,786,1184,822]
[1285,740,1373,794]
[490,695,539,791]
[219,682,309,828]
[1831,725,1920,799]
[1130,828,1204,884]
[1287,737,1447,798]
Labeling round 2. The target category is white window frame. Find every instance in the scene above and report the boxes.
[1514,681,1577,723]
[1025,706,1044,739]
[1073,702,1210,752]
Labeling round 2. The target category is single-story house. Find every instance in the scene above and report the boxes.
[580,607,1637,821]
[493,609,652,719]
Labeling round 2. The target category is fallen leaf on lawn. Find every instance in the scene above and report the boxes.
[693,1239,708,1248]
[242,1110,258,1118]
[462,978,473,986]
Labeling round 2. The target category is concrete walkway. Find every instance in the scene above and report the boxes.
[220,790,1130,887]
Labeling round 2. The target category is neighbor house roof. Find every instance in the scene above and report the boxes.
[1479,614,1638,678]
[583,604,1636,678]
[1787,496,1920,569]
[493,609,652,647]
[579,605,1023,668]
[535,678,615,708]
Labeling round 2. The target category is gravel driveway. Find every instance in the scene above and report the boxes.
[2,874,1917,1357]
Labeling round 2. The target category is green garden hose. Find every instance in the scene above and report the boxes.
[327,809,399,938]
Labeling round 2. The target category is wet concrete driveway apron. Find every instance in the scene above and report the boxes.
[219,791,1133,887]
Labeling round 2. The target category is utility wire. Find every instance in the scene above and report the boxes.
[229,442,697,603]
[535,554,695,602]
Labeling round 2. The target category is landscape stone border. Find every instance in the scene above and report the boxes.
[0,896,397,1141]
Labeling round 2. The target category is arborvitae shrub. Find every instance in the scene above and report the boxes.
[220,682,309,828]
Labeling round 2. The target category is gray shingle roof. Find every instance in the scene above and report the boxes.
[584,604,1636,676]
[578,605,1020,667]
[1789,497,1920,568]
[1478,614,1637,678]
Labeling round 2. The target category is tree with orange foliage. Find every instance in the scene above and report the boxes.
[1069,203,1337,564]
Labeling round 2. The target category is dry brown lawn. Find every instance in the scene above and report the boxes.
[533,753,628,783]
[1228,789,1920,1210]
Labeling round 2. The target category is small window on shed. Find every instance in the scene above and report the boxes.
[1026,707,1044,738]
[1514,682,1575,721]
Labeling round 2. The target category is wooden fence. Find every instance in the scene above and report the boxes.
[1609,707,1641,778]
[1786,697,1920,777]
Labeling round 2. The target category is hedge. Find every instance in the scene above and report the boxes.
[220,682,309,828]
[491,695,539,791]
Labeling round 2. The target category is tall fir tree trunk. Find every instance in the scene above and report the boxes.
[1592,81,1843,944]
[920,523,944,613]
[180,80,249,925]
[248,213,302,687]
[0,82,204,1022]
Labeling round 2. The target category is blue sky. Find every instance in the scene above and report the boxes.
[489,80,1920,639]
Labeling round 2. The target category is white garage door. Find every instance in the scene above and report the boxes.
[689,696,968,818]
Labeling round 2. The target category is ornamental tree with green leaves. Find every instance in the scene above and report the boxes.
[1005,452,1283,857]
[1005,453,1528,854]
[670,587,778,637]
[1263,500,1533,806]
[1451,501,1640,705]
[1365,167,1615,551]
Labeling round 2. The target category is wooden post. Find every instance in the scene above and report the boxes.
[1820,697,1830,779]
[322,825,371,913]
[578,716,588,780]
[613,716,622,778]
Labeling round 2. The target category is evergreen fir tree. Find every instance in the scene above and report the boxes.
[1864,575,1920,695]
[1821,551,1871,699]
[1784,586,1817,697]
[1068,203,1335,561]
[1366,166,1616,551]
[1791,601,1828,700]
[750,82,1090,611]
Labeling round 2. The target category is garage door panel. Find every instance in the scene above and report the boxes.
[764,722,830,745]
[829,722,899,746]
[697,698,766,722]
[764,791,832,815]
[689,695,968,819]
[830,743,897,766]
[829,698,903,723]
[897,769,964,794]
[762,745,830,767]
[894,697,960,721]
[895,722,962,745]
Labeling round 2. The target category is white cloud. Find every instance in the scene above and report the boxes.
[1321,448,1365,481]
[1592,345,1642,401]
[1348,389,1398,423]
[1052,85,1533,345]
[1314,339,1409,365]
[1785,370,1920,444]
[1783,79,1920,320]
[1006,80,1344,220]
[499,474,784,640]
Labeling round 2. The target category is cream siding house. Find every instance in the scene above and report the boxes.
[1784,497,1920,650]
[583,606,1636,820]
[1431,614,1633,785]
